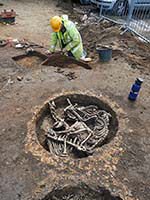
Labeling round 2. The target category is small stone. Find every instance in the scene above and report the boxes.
[81,14,88,22]
[16,107,21,113]
[39,184,46,188]
[17,76,23,81]
[8,79,14,84]
[112,165,117,171]
[123,178,128,182]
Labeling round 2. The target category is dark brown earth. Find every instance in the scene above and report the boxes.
[42,183,123,200]
[42,53,92,69]
[0,1,150,200]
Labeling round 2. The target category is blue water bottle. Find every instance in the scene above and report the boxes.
[128,78,143,101]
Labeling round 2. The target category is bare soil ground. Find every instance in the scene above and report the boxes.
[0,0,62,46]
[0,1,150,200]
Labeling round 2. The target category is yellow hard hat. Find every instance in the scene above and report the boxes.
[50,16,62,32]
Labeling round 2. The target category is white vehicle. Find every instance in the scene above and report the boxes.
[90,0,150,15]
[91,0,117,10]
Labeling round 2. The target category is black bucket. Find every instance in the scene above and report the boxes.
[96,47,112,62]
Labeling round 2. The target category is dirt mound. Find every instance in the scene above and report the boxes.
[42,53,92,69]
[80,21,119,58]
[80,20,150,71]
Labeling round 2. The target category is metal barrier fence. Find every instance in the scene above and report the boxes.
[93,0,150,43]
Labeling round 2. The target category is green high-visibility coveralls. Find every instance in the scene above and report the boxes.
[49,18,84,60]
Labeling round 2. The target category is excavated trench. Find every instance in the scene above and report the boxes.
[12,51,47,68]
[41,183,122,200]
[12,51,91,69]
[36,93,118,158]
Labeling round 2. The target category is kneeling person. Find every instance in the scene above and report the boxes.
[49,15,85,60]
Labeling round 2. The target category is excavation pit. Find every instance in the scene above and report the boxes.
[36,93,118,158]
[12,51,91,69]
[12,51,47,68]
[41,184,122,200]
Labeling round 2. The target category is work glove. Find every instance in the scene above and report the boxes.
[62,48,68,55]
[45,50,53,55]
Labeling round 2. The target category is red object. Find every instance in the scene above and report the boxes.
[0,9,16,18]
